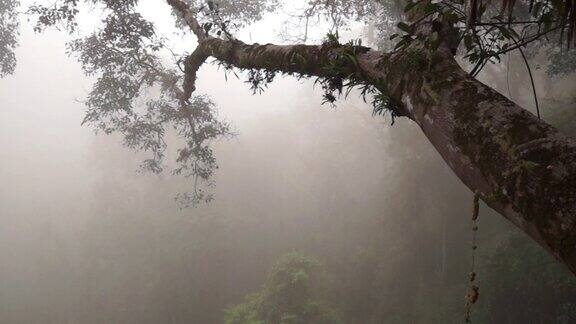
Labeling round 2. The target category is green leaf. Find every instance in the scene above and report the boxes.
[428,32,441,50]
[498,26,512,39]
[404,1,417,12]
[540,12,553,31]
[424,2,440,13]
[532,2,543,17]
[464,35,473,50]
[397,22,412,34]
[344,53,358,67]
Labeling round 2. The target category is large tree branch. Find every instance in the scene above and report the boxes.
[166,0,207,40]
[167,0,576,275]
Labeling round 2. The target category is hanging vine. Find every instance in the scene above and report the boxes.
[465,192,481,322]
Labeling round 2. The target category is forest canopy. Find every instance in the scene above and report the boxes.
[2,0,574,205]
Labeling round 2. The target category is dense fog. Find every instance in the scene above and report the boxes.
[1,1,576,323]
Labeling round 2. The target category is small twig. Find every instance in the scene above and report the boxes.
[471,20,554,26]
[166,0,208,41]
[490,25,561,57]
[510,34,541,118]
[506,52,512,98]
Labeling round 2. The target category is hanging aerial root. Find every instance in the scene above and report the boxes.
[465,192,481,322]
[472,192,480,221]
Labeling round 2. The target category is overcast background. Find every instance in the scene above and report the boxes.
[3,1,575,323]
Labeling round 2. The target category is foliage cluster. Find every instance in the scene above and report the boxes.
[224,252,341,324]
[392,0,573,76]
[3,0,573,206]
[0,0,19,77]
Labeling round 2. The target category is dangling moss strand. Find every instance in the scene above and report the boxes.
[465,192,480,322]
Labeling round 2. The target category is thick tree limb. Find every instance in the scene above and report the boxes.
[167,0,576,274]
[166,0,207,40]
[181,47,209,101]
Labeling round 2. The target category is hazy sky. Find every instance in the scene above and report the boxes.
[0,3,390,320]
[0,0,346,229]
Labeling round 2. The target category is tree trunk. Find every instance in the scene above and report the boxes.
[169,0,576,275]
